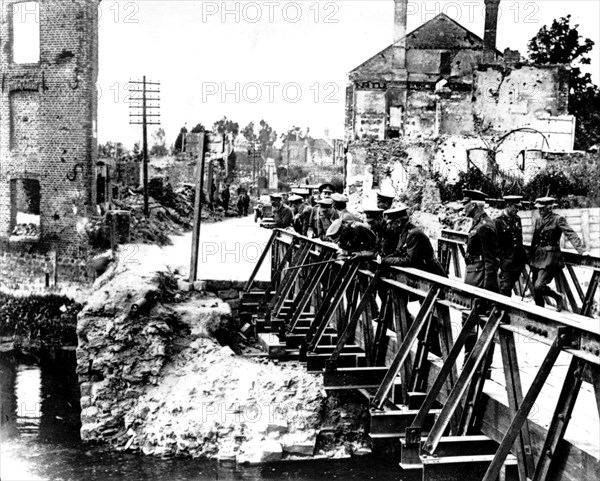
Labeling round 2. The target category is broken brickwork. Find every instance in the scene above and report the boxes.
[0,0,99,256]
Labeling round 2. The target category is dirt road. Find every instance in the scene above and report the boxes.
[162,214,272,282]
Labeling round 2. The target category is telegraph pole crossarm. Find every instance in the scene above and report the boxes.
[128,75,161,217]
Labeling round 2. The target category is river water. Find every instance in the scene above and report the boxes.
[0,351,418,481]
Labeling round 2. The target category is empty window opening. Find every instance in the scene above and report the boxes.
[440,52,452,76]
[13,2,40,64]
[10,179,41,239]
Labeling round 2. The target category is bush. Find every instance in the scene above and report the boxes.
[524,156,600,206]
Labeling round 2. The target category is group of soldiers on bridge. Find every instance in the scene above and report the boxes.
[259,183,591,319]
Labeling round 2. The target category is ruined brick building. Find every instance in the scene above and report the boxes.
[346,0,571,144]
[0,0,99,255]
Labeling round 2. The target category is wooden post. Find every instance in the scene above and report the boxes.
[189,132,206,283]
[50,250,58,286]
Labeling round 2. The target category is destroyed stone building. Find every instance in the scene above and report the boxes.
[0,0,99,255]
[346,0,571,143]
[344,0,580,194]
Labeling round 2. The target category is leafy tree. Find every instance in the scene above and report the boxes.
[213,116,239,139]
[528,15,599,149]
[242,121,256,143]
[150,128,169,157]
[258,119,277,157]
[98,141,129,159]
[132,142,142,161]
[281,126,308,142]
[173,126,188,153]
[190,123,206,133]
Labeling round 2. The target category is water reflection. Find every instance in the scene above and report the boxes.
[0,351,419,481]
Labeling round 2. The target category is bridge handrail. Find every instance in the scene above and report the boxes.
[441,229,600,270]
[264,229,600,364]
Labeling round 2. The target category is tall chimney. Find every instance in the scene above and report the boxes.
[393,0,408,78]
[483,0,501,63]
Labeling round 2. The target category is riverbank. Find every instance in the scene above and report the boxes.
[75,244,370,464]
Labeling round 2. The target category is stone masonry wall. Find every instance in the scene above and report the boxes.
[0,250,93,294]
[0,0,99,256]
[77,246,370,463]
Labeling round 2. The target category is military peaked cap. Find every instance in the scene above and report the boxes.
[460,189,488,203]
[269,193,283,201]
[331,193,348,203]
[503,195,523,204]
[376,190,395,202]
[317,198,334,207]
[318,183,336,194]
[326,219,344,238]
[383,206,409,219]
[291,188,311,197]
[288,194,303,203]
[534,196,556,208]
[363,207,384,218]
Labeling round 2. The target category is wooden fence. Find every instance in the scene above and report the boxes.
[520,208,600,251]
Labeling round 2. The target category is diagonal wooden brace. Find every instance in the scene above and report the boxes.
[284,250,335,333]
[305,261,361,353]
[326,271,381,372]
[244,229,277,292]
[371,286,441,410]
[422,307,505,455]
[499,328,535,480]
[259,238,297,313]
[270,242,312,315]
[481,327,570,481]
[532,356,585,481]
[410,309,480,431]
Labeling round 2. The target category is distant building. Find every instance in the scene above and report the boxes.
[281,136,337,166]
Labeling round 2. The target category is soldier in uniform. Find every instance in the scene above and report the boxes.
[460,190,499,362]
[309,183,335,238]
[462,190,499,292]
[380,206,446,276]
[380,206,446,356]
[315,197,338,240]
[262,194,293,229]
[495,195,528,297]
[331,193,359,223]
[530,196,588,310]
[363,208,387,254]
[326,218,377,256]
[288,194,310,235]
[376,190,395,211]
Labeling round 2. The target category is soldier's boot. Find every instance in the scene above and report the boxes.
[555,293,566,312]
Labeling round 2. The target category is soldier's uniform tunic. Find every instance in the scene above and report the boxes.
[316,208,339,240]
[336,221,377,253]
[530,212,585,307]
[495,212,527,296]
[382,222,446,276]
[271,204,294,229]
[292,202,312,236]
[465,211,499,292]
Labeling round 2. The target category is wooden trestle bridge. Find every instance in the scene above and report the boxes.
[240,228,600,481]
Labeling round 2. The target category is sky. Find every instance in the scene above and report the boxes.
[96,1,600,148]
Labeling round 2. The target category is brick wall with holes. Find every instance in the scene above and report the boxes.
[0,0,99,257]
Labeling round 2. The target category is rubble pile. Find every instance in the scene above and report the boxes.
[112,182,225,246]
[77,245,370,464]
[10,223,40,237]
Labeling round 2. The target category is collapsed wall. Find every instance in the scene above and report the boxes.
[76,245,369,463]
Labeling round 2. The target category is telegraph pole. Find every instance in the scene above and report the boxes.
[129,76,161,217]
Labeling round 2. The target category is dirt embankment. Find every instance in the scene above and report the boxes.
[77,246,370,464]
